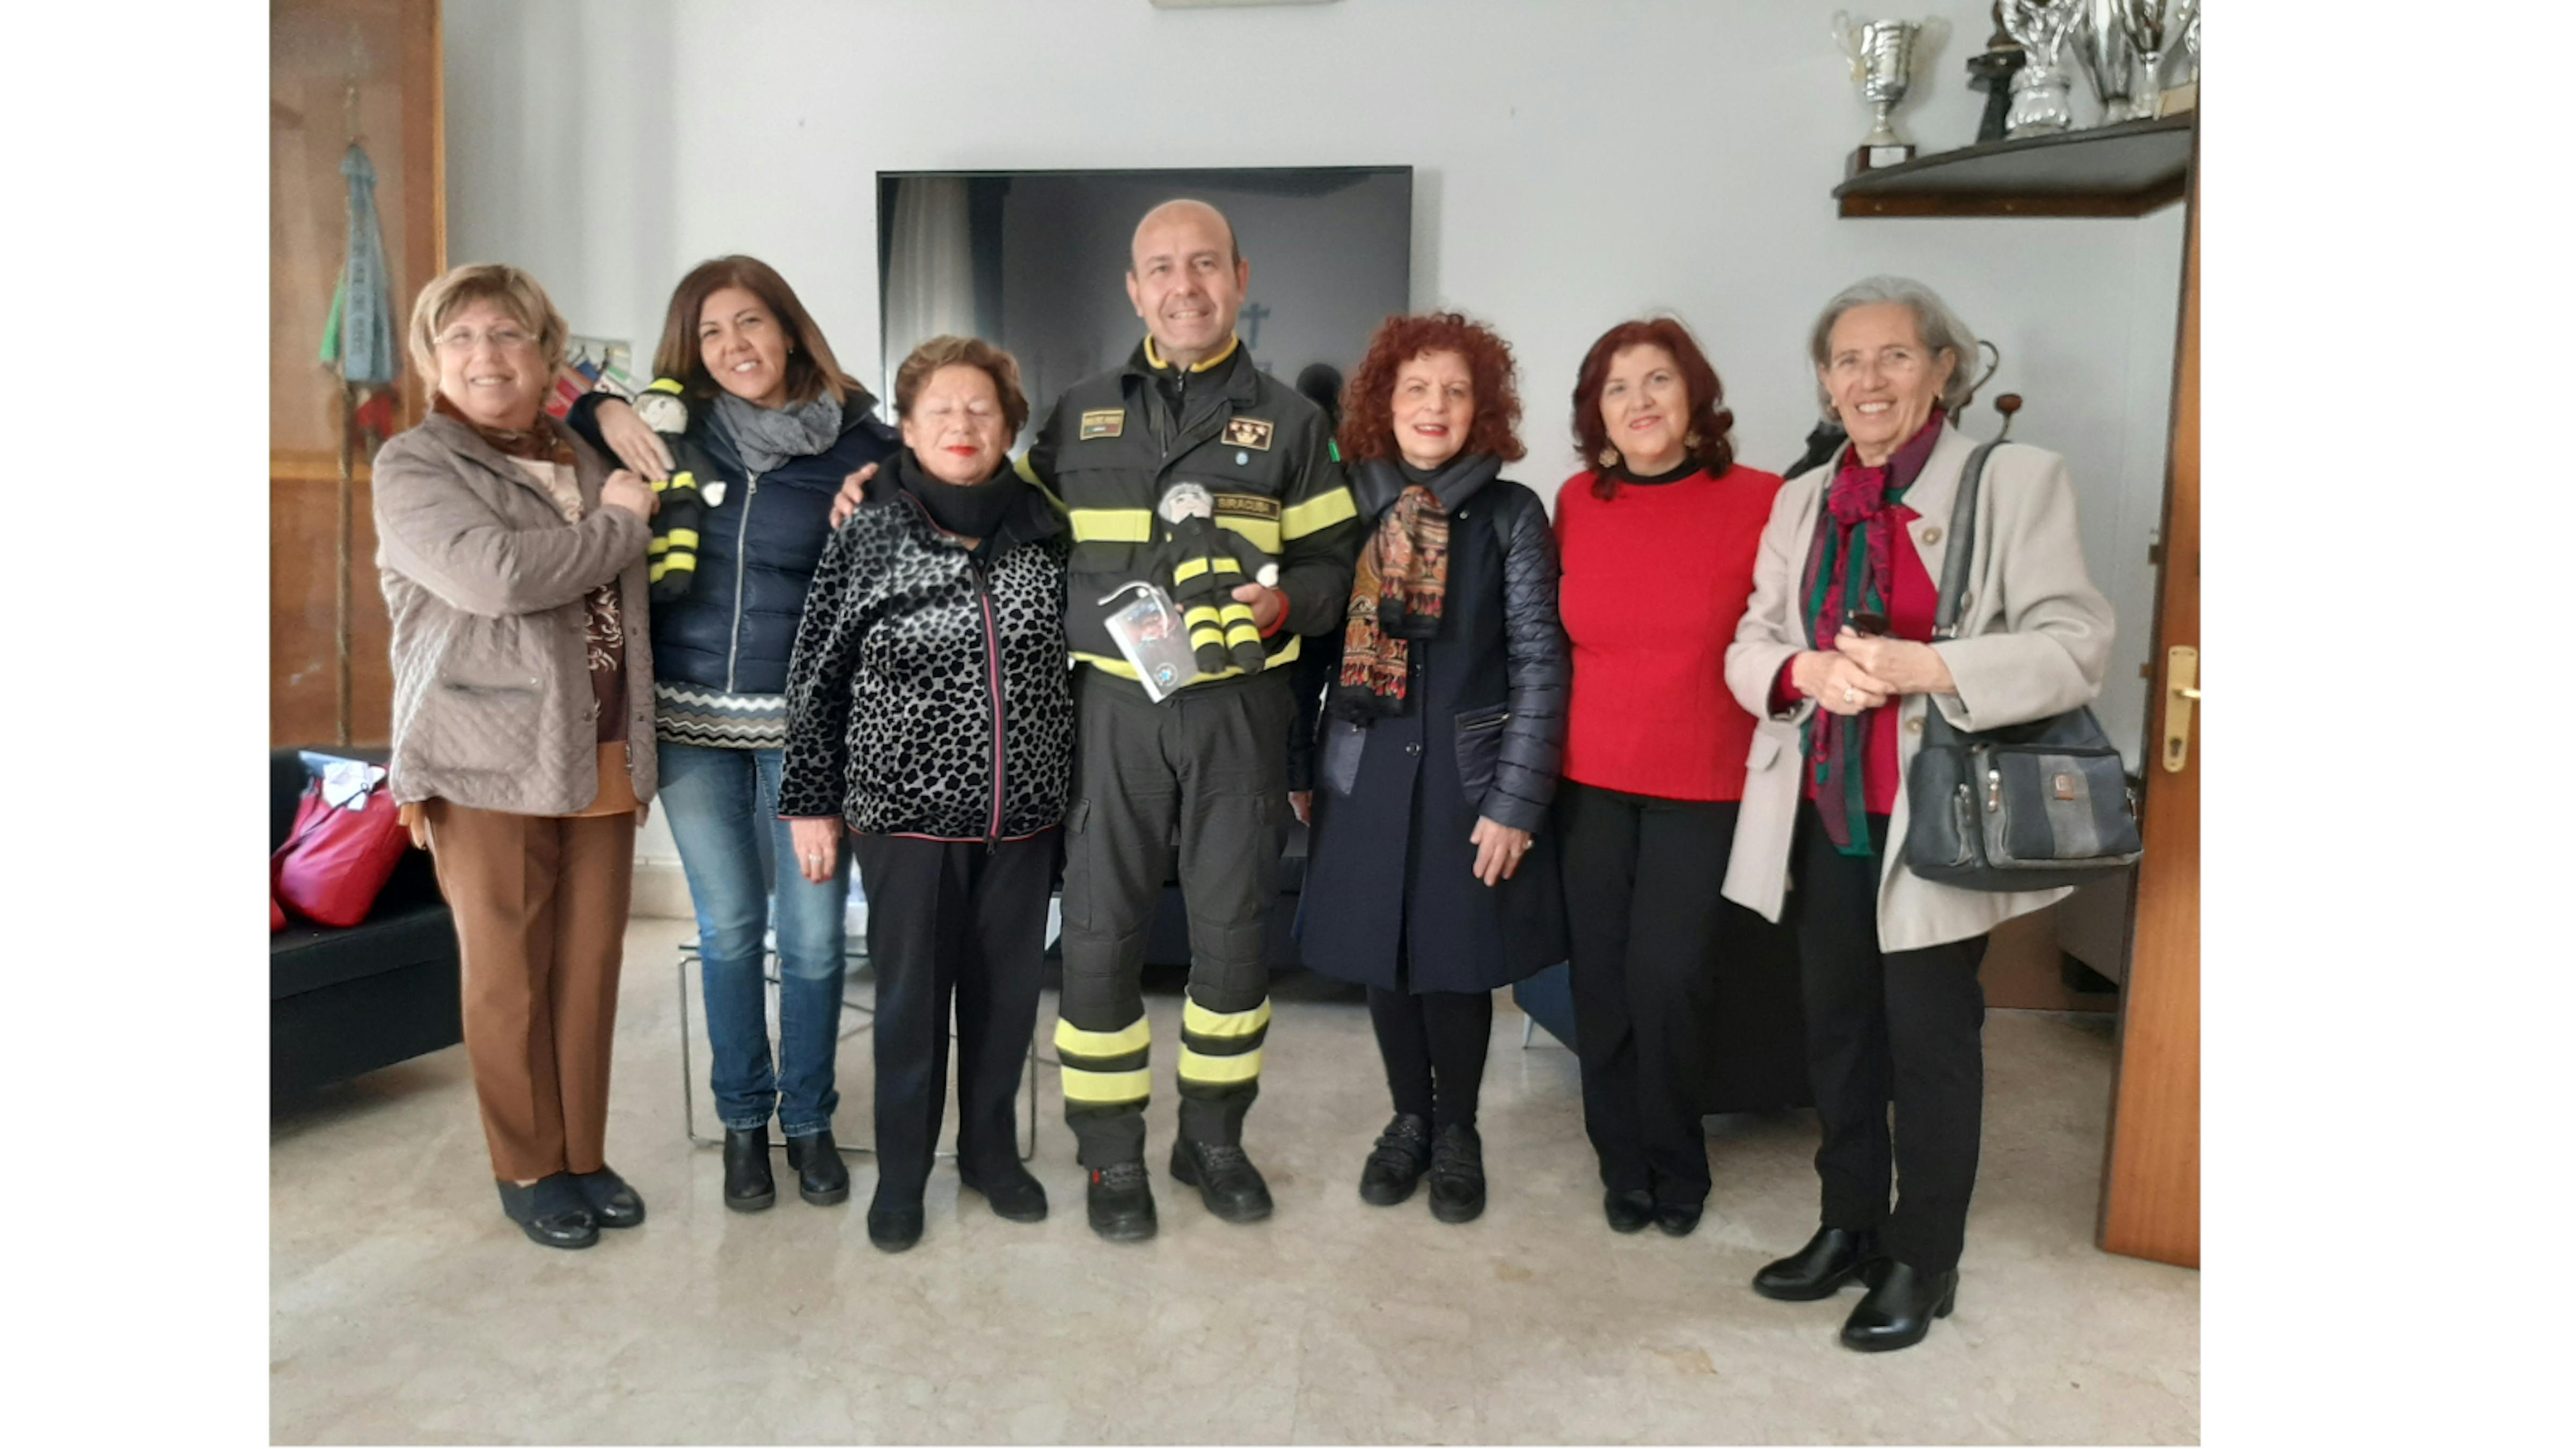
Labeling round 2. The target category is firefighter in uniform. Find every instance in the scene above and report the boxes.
[1027,200,1362,1241]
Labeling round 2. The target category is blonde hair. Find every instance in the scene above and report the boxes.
[407,263,570,390]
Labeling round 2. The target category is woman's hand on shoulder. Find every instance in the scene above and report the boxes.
[829,463,880,528]
[594,398,675,481]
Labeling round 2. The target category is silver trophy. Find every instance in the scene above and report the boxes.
[2070,0,2137,126]
[2114,0,2197,120]
[1832,12,1950,172]
[2000,0,2083,138]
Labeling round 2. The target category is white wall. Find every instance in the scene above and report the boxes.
[443,0,2185,870]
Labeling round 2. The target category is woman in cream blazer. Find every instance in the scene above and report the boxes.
[1723,276,2114,1352]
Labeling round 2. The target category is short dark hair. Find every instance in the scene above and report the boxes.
[1570,316,1737,500]
[893,335,1030,439]
[652,254,866,408]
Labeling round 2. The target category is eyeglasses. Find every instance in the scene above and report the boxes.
[1826,347,1930,377]
[433,325,536,353]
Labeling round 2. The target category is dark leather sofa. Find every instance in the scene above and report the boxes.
[270,747,462,1098]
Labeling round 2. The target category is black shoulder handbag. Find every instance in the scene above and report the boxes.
[1902,443,2142,891]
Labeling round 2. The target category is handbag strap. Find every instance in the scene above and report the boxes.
[1933,441,2002,641]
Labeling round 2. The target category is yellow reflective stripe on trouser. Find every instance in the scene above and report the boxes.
[1070,508,1153,543]
[1062,1066,1152,1103]
[1183,998,1274,1039]
[1215,515,1282,553]
[1282,486,1359,539]
[1056,1016,1152,1057]
[1178,1044,1263,1084]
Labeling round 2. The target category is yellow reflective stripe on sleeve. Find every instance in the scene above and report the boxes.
[1177,1044,1264,1084]
[664,529,699,549]
[1183,997,1274,1039]
[1281,486,1359,539]
[1173,557,1211,584]
[1214,516,1282,553]
[1070,508,1154,543]
[1060,1066,1153,1103]
[1055,1016,1153,1058]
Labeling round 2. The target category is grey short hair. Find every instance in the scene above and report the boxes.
[1807,275,1978,424]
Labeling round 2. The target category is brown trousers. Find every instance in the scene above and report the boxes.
[423,800,636,1182]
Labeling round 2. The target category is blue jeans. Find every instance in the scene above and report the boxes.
[658,741,851,1138]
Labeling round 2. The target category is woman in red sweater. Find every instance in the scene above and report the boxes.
[1553,317,1782,1237]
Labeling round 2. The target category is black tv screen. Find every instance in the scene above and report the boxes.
[876,166,1413,443]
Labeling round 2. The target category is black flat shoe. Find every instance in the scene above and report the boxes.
[1358,1113,1432,1206]
[1170,1138,1274,1224]
[1655,1200,1704,1238]
[570,1166,646,1228]
[1604,1188,1656,1234]
[1086,1161,1158,1242]
[1753,1226,1885,1301]
[1425,1123,1485,1224]
[722,1126,777,1212]
[785,1130,851,1207]
[1840,1260,1957,1352]
[497,1175,598,1250]
[866,1189,924,1253]
[960,1163,1049,1223]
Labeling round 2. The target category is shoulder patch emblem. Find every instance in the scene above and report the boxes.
[1221,416,1274,451]
[1079,408,1125,440]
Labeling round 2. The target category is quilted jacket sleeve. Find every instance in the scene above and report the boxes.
[777,518,872,820]
[372,430,649,619]
[1481,487,1570,835]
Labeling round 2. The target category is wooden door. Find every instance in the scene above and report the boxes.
[2098,168,2200,1268]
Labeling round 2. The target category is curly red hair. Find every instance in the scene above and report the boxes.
[1570,317,1736,500]
[1337,312,1525,465]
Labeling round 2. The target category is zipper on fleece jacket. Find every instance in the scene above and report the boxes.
[723,471,761,691]
[973,559,1006,853]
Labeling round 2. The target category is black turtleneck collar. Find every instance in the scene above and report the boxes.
[889,448,1058,554]
[1605,455,1704,487]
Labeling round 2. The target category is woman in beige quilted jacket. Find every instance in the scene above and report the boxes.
[372,264,659,1251]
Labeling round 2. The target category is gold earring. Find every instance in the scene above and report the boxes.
[1684,430,1703,450]
[1597,447,1620,469]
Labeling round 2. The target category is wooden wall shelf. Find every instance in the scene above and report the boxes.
[1834,112,2194,218]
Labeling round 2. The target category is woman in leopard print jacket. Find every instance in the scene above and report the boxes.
[778,336,1072,1253]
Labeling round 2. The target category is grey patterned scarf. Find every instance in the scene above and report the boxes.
[713,389,844,475]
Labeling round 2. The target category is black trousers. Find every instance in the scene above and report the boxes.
[847,830,1055,1199]
[1056,668,1291,1165]
[1794,802,1988,1275]
[1556,779,1735,1206]
[1367,986,1494,1132]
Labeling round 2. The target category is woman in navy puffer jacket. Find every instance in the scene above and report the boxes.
[569,254,896,1217]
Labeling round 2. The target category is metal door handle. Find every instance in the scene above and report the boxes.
[2161,646,2199,774]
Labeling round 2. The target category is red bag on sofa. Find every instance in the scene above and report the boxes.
[273,760,411,928]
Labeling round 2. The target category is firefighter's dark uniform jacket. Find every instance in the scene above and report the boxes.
[1027,335,1363,1165]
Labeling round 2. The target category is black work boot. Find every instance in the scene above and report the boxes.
[1426,1123,1487,1224]
[784,1130,851,1207]
[497,1175,598,1250]
[960,1162,1050,1223]
[1170,1138,1274,1224]
[569,1165,646,1228]
[1753,1226,1885,1301]
[1840,1260,1958,1352]
[1359,1113,1433,1206]
[1086,1160,1158,1242]
[722,1125,776,1212]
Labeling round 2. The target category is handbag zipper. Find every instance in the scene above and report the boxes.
[723,470,762,691]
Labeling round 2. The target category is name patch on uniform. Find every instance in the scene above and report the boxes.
[1212,493,1281,522]
[1079,408,1125,440]
[1221,416,1275,451]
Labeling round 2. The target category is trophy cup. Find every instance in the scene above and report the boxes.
[2114,0,2197,120]
[2160,8,2200,113]
[2070,0,2137,126]
[1964,4,2027,145]
[2000,0,2082,138]
[1832,13,1950,175]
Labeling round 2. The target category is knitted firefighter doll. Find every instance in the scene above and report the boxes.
[631,377,713,602]
[1148,482,1277,677]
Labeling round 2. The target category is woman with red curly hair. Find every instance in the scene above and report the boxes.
[1297,311,1570,1224]
[1553,316,1784,1238]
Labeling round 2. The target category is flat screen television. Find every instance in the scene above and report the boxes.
[876,166,1413,445]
